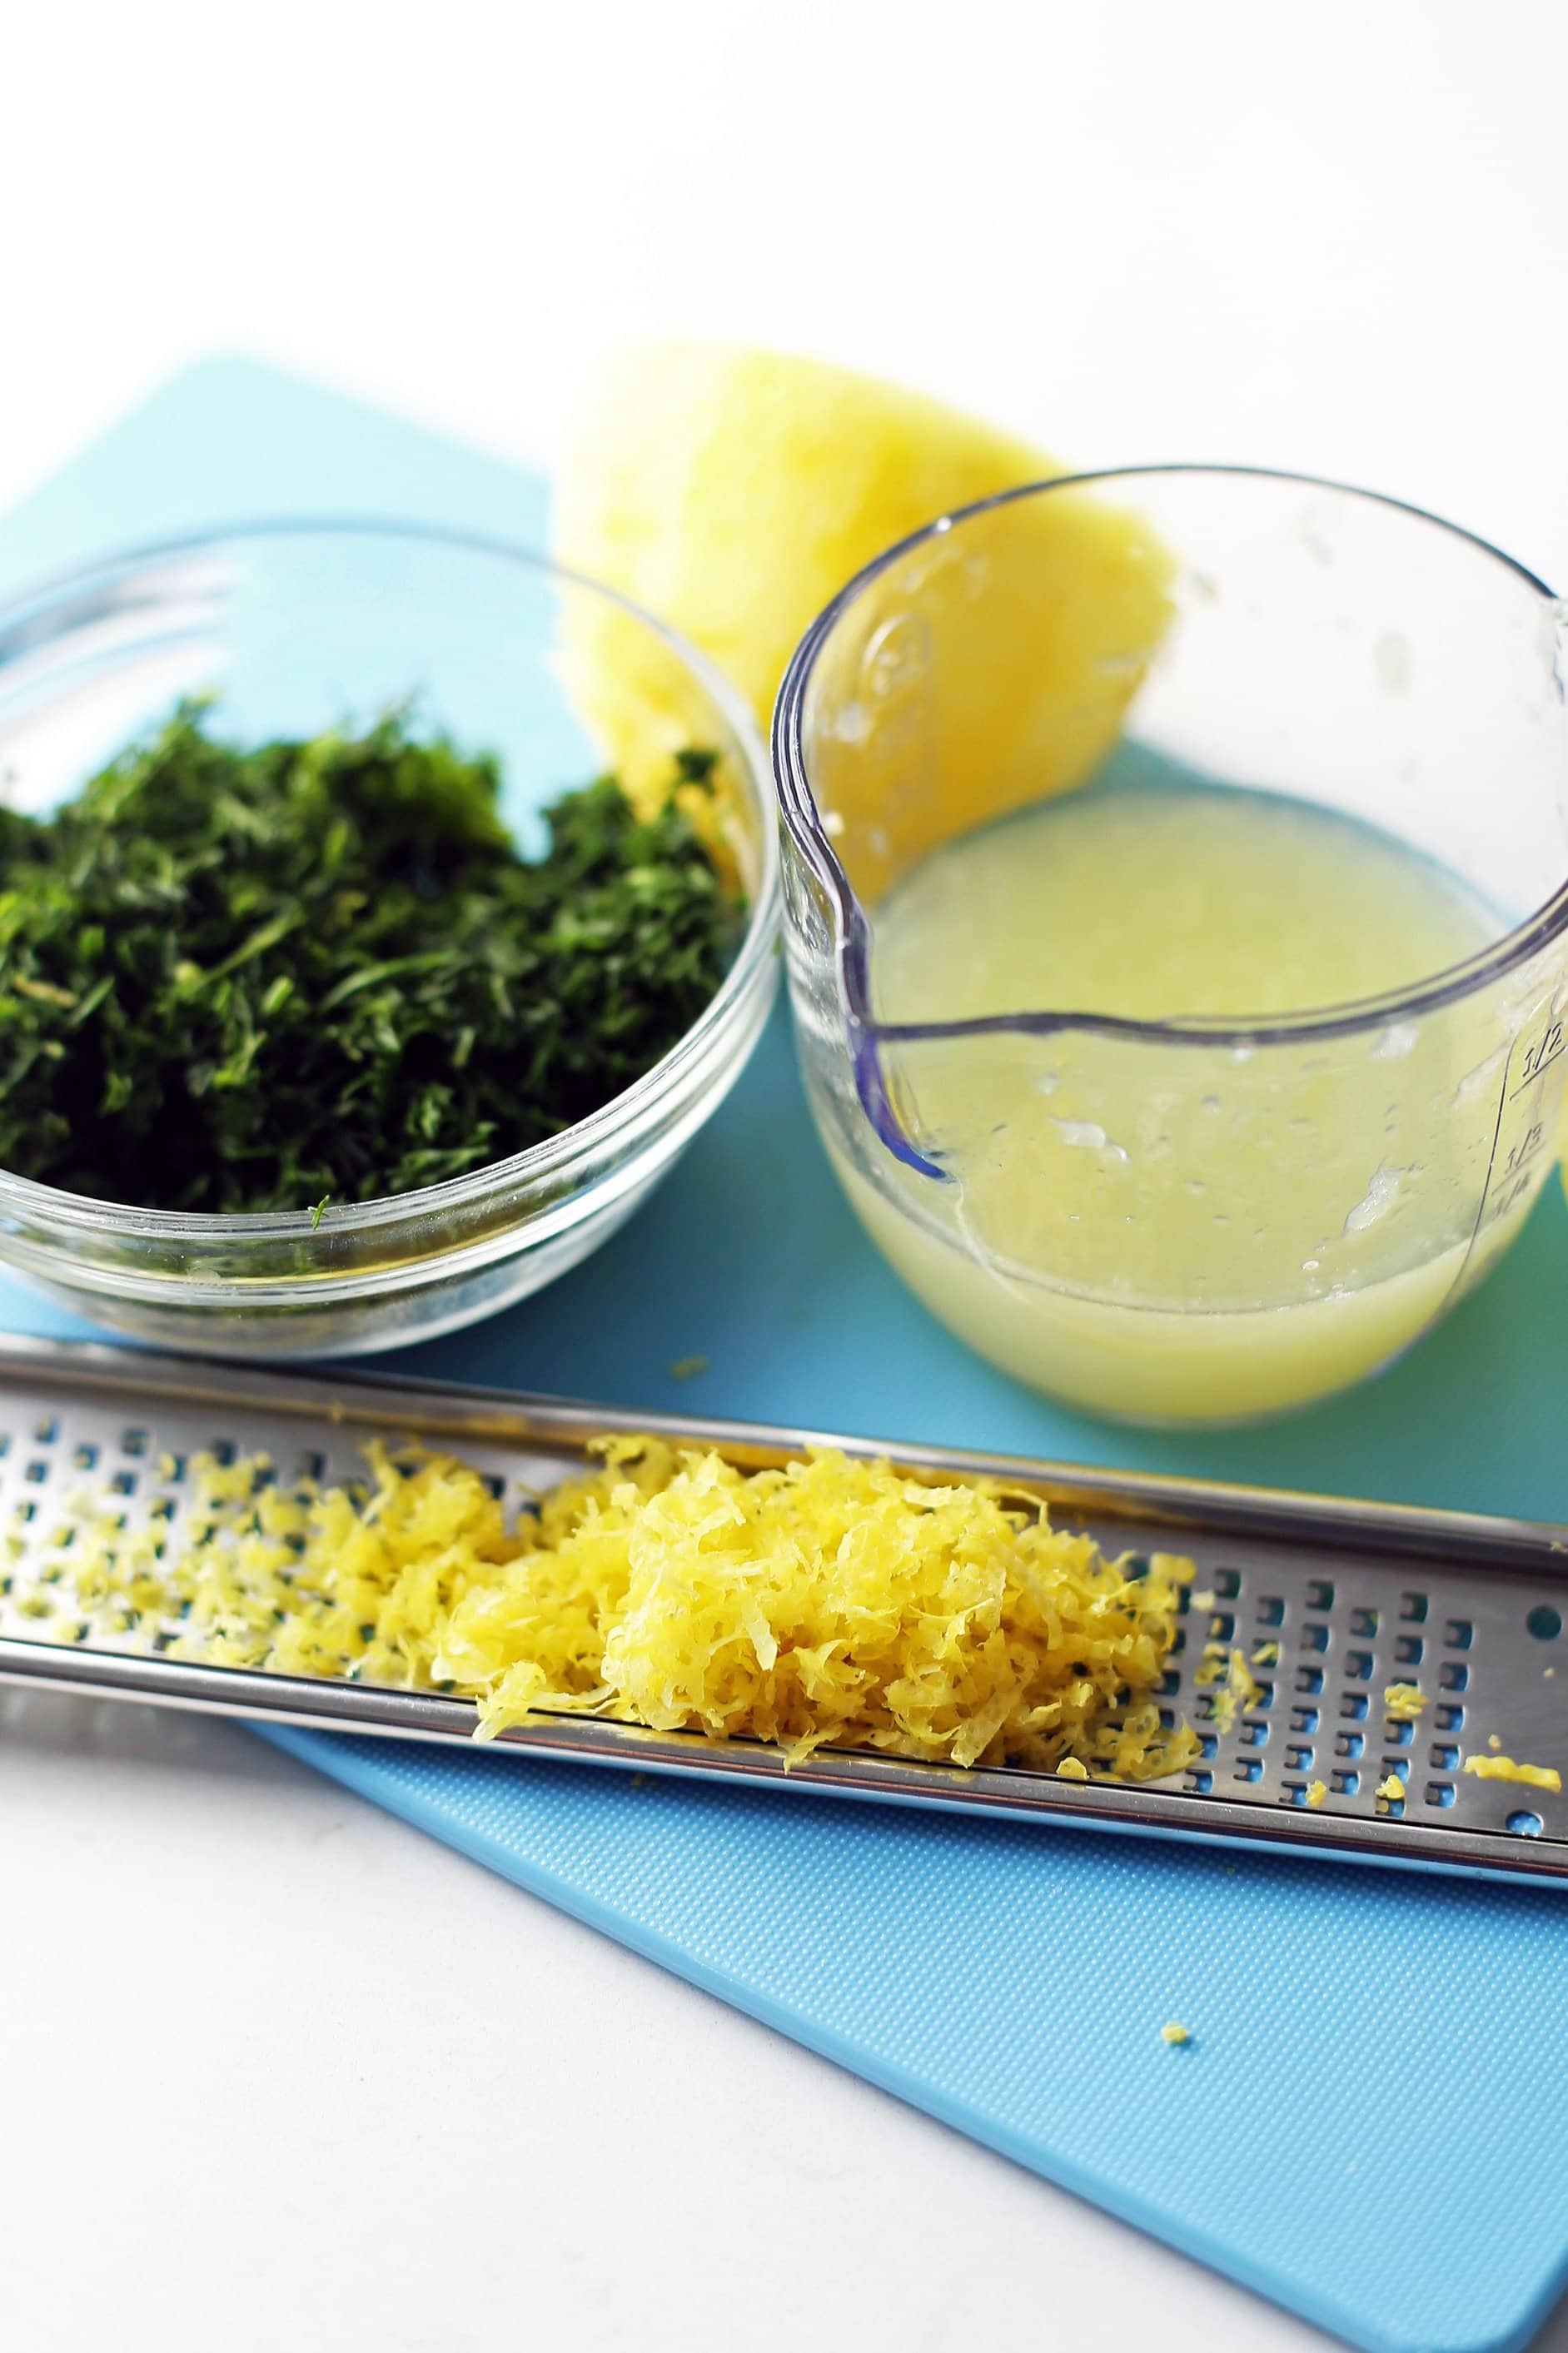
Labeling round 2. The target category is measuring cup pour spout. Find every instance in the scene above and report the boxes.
[774,467,1568,1425]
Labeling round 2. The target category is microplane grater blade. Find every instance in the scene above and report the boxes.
[1061,1508,1566,1843]
[0,1336,1563,1880]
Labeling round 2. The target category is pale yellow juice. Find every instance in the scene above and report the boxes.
[826,780,1528,1423]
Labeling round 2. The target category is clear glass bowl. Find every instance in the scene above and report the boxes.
[0,521,780,1356]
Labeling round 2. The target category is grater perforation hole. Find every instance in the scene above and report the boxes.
[1284,1781,1308,1804]
[1336,1731,1365,1759]
[1331,1768,1360,1794]
[119,1428,148,1457]
[1349,1608,1379,1637]
[1186,1768,1212,1794]
[209,1440,236,1467]
[1284,1743,1314,1769]
[1213,1569,1241,1599]
[1346,1649,1373,1680]
[1395,1634,1424,1665]
[1526,1605,1562,1642]
[160,1454,187,1485]
[1207,1611,1235,1641]
[1426,1782,1455,1808]
[1507,1811,1545,1838]
[1302,1624,1329,1653]
[1384,1719,1413,1748]
[1306,1579,1335,1610]
[23,1460,47,1485]
[1168,1626,1187,1654]
[1241,1721,1269,1748]
[1296,1666,1324,1694]
[1339,1694,1368,1720]
[1440,1662,1470,1692]
[109,1470,137,1497]
[1435,1704,1465,1732]
[1431,1743,1459,1770]
[1400,1592,1428,1623]
[1444,1619,1473,1651]
[1158,1669,1180,1695]
[1256,1594,1285,1627]
[32,1416,58,1445]
[1233,1759,1262,1783]
[1197,1734,1217,1759]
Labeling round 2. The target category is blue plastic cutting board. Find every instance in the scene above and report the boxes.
[4,357,1567,2353]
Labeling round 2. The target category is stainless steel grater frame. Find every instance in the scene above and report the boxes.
[0,1334,1564,1886]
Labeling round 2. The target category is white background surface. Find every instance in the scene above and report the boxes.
[2,6,1567,2347]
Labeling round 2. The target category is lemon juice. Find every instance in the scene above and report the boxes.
[830,779,1517,1423]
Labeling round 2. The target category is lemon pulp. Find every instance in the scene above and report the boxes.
[827,777,1528,1423]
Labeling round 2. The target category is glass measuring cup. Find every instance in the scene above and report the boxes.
[774,467,1568,1425]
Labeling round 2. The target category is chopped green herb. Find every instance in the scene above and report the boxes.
[0,704,742,1212]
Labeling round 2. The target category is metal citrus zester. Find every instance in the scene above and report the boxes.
[0,1335,1563,1888]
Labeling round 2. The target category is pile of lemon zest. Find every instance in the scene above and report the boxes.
[1159,2022,1190,2047]
[1190,1589,1216,1612]
[8,1440,1201,1781]
[1375,1773,1405,1806]
[1305,1779,1327,1808]
[1055,1757,1090,1782]
[1463,1754,1562,1793]
[1251,1640,1280,1668]
[1383,1683,1426,1722]
[1488,1733,1502,1750]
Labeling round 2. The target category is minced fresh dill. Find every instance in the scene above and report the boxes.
[0,704,742,1213]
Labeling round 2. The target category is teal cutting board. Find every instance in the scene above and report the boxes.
[3,357,1567,2353]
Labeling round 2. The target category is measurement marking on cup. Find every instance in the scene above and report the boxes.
[1486,1172,1535,1227]
[1484,1113,1553,1230]
[1503,1124,1549,1179]
[1509,1022,1565,1099]
[1468,1013,1566,1251]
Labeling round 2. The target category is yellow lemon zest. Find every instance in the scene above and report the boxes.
[20,1440,1199,1779]
[1464,1754,1562,1793]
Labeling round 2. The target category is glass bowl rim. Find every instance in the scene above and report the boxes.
[0,515,781,1236]
[772,461,1568,1063]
